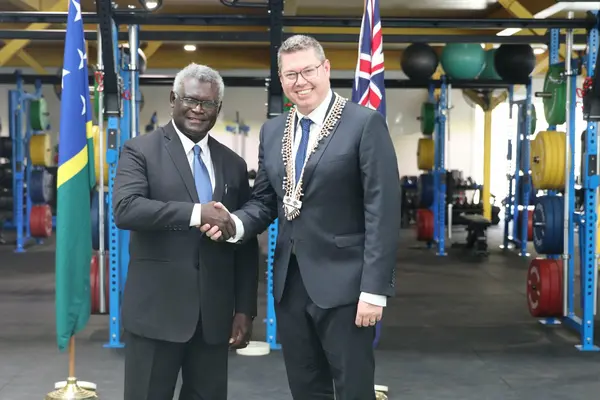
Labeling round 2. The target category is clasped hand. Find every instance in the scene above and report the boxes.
[199,201,234,240]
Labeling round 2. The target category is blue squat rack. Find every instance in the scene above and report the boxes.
[4,72,54,252]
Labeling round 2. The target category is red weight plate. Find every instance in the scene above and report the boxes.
[90,255,99,314]
[527,258,563,318]
[29,204,52,238]
[416,208,434,242]
[91,254,110,315]
[527,210,533,242]
[548,259,564,317]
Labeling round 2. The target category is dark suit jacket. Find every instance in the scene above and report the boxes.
[233,97,401,309]
[112,122,259,344]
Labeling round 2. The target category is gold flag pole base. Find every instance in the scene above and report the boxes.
[374,384,388,400]
[45,377,98,400]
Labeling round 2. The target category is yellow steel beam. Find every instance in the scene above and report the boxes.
[283,0,299,16]
[7,0,41,10]
[17,50,47,74]
[496,0,577,64]
[0,0,67,67]
[143,41,163,61]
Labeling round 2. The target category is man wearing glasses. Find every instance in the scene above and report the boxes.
[202,35,401,399]
[112,63,258,400]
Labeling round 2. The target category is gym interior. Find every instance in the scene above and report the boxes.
[1,0,600,399]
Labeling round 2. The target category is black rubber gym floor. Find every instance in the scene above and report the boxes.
[1,226,600,399]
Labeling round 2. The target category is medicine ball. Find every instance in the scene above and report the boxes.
[494,44,536,83]
[479,49,501,80]
[440,43,485,80]
[401,43,439,81]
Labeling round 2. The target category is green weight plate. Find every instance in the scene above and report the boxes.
[543,65,566,126]
[420,102,435,135]
[30,98,49,131]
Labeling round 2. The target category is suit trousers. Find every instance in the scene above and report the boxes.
[275,255,377,400]
[123,312,229,400]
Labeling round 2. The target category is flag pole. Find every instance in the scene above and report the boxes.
[45,336,98,400]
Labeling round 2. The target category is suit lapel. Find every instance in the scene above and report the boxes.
[163,124,200,203]
[300,94,342,188]
[208,137,225,202]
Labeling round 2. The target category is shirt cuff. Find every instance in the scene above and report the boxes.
[227,213,245,243]
[359,292,387,307]
[189,204,202,227]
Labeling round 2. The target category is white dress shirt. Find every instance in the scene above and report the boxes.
[170,120,216,227]
[228,91,387,307]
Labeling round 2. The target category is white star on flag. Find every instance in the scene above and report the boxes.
[61,68,70,89]
[71,0,81,22]
[77,49,86,70]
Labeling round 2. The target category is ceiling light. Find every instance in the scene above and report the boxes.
[184,44,197,52]
[138,0,162,11]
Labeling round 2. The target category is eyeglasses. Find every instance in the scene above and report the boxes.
[175,93,219,111]
[280,63,323,83]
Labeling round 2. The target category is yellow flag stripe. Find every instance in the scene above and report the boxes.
[57,147,88,189]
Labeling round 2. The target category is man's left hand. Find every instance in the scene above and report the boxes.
[229,313,253,349]
[355,300,383,328]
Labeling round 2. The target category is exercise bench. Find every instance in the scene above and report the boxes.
[459,213,492,256]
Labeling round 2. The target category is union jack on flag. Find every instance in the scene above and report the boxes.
[352,0,386,117]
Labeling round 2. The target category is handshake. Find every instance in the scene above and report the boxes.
[199,201,236,241]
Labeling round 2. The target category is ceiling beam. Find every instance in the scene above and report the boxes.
[496,0,578,76]
[0,0,67,67]
[7,0,41,10]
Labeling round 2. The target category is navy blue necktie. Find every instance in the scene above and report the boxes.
[295,117,312,183]
[193,145,212,203]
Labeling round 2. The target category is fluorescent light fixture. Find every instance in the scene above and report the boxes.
[496,2,600,36]
[184,44,197,52]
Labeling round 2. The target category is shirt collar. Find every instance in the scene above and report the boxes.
[295,89,333,126]
[171,119,210,155]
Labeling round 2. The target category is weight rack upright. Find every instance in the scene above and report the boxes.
[501,81,533,256]
[5,72,46,252]
[97,4,143,348]
[432,76,448,256]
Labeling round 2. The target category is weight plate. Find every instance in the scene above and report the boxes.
[0,164,11,189]
[420,102,435,135]
[0,137,12,159]
[526,258,563,318]
[30,98,50,131]
[29,133,52,167]
[91,126,108,183]
[90,253,110,315]
[516,209,534,242]
[416,208,434,242]
[91,190,109,251]
[416,138,434,171]
[532,195,564,254]
[417,173,434,208]
[30,204,53,238]
[530,130,566,190]
[30,169,53,204]
[543,65,567,126]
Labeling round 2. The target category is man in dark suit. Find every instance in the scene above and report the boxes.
[112,63,258,400]
[203,35,401,399]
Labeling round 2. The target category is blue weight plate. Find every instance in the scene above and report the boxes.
[30,169,52,203]
[417,173,434,208]
[533,195,563,255]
